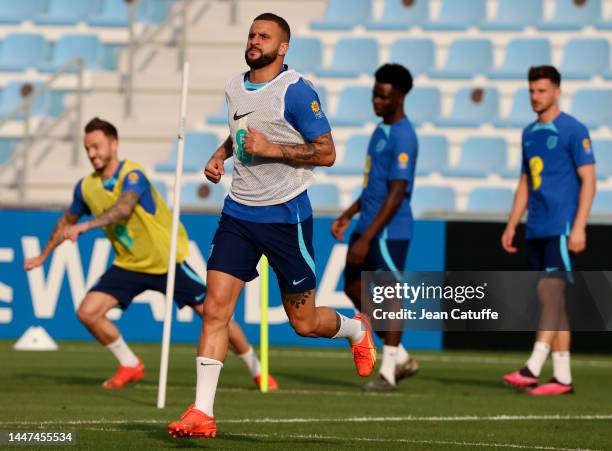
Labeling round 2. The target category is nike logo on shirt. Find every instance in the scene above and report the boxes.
[292,277,308,286]
[234,110,254,121]
[195,293,205,301]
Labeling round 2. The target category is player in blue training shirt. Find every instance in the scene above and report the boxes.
[169,13,376,438]
[332,64,419,392]
[502,66,596,395]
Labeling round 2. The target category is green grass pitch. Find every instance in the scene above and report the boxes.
[1,341,611,450]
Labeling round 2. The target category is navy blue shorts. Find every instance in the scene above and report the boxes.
[527,236,575,281]
[89,262,206,310]
[207,213,316,294]
[344,232,410,282]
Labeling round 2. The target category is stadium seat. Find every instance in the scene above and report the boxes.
[422,0,486,30]
[442,137,507,178]
[405,87,441,126]
[0,34,47,72]
[284,38,323,74]
[151,180,168,203]
[38,34,103,72]
[500,164,522,180]
[570,89,612,128]
[596,16,612,29]
[0,81,51,119]
[311,0,371,30]
[208,102,229,125]
[329,86,377,127]
[325,134,369,175]
[429,39,493,79]
[493,89,534,128]
[366,0,429,31]
[561,39,610,79]
[415,135,448,176]
[488,39,551,79]
[411,186,456,217]
[480,0,543,30]
[467,188,514,213]
[435,87,499,127]
[0,0,46,24]
[155,132,220,173]
[308,184,341,211]
[181,181,227,209]
[389,39,435,76]
[88,0,150,27]
[538,0,601,31]
[314,38,378,78]
[591,190,612,214]
[0,138,16,167]
[34,0,102,26]
[593,140,612,181]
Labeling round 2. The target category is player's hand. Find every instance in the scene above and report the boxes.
[204,156,225,183]
[331,214,351,241]
[568,226,586,253]
[63,222,89,242]
[24,255,46,271]
[501,225,518,253]
[244,127,272,158]
[347,236,370,265]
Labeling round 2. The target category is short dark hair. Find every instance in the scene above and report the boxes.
[528,65,561,86]
[375,63,414,95]
[254,13,291,41]
[84,117,118,140]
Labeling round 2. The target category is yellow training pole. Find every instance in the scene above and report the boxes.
[259,255,269,393]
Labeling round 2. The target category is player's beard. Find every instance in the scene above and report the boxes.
[245,47,278,69]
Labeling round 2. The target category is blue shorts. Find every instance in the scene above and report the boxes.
[527,236,575,280]
[89,262,206,310]
[207,213,316,294]
[344,233,410,281]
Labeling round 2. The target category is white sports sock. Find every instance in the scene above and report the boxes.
[237,346,261,378]
[379,345,398,385]
[105,336,139,367]
[552,351,572,385]
[195,357,223,417]
[332,313,365,344]
[525,341,550,377]
[396,344,410,365]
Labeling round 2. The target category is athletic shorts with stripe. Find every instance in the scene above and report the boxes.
[89,262,206,310]
[207,213,316,294]
[344,232,410,282]
[526,236,575,282]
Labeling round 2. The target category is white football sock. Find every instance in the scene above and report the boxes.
[105,336,139,367]
[332,313,365,344]
[237,346,261,378]
[379,345,398,385]
[552,351,572,385]
[525,341,550,377]
[396,344,410,365]
[195,357,223,417]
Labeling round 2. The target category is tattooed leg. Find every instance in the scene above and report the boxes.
[281,289,340,338]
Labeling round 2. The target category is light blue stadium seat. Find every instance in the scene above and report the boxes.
[0,34,47,72]
[538,0,601,31]
[315,38,378,78]
[88,0,150,27]
[311,0,371,30]
[430,39,493,79]
[442,137,507,178]
[411,186,456,217]
[181,181,227,209]
[284,38,323,74]
[423,0,486,30]
[151,180,168,203]
[596,15,612,29]
[366,0,429,30]
[208,101,228,125]
[591,190,612,214]
[480,0,543,30]
[0,0,46,24]
[415,135,448,176]
[561,38,610,79]
[500,164,522,180]
[35,0,102,26]
[405,87,441,126]
[329,86,377,127]
[593,140,612,181]
[325,134,369,175]
[389,39,435,76]
[493,89,533,128]
[155,132,220,173]
[308,184,341,211]
[435,87,499,127]
[0,81,51,119]
[467,188,514,212]
[571,89,612,128]
[0,138,16,167]
[38,34,103,72]
[489,39,551,79]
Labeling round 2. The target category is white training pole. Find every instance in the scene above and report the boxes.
[157,61,190,409]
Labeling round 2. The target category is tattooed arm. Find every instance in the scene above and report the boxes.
[205,135,233,183]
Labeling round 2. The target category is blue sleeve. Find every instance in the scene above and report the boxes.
[284,78,331,141]
[568,123,595,168]
[69,179,91,216]
[521,131,528,174]
[122,170,149,196]
[388,127,417,182]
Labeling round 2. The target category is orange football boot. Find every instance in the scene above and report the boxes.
[351,313,376,377]
[168,404,217,438]
[102,359,144,389]
[254,373,279,391]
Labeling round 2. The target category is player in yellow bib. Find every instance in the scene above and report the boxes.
[24,117,277,391]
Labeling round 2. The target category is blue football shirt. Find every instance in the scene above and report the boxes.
[521,112,595,239]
